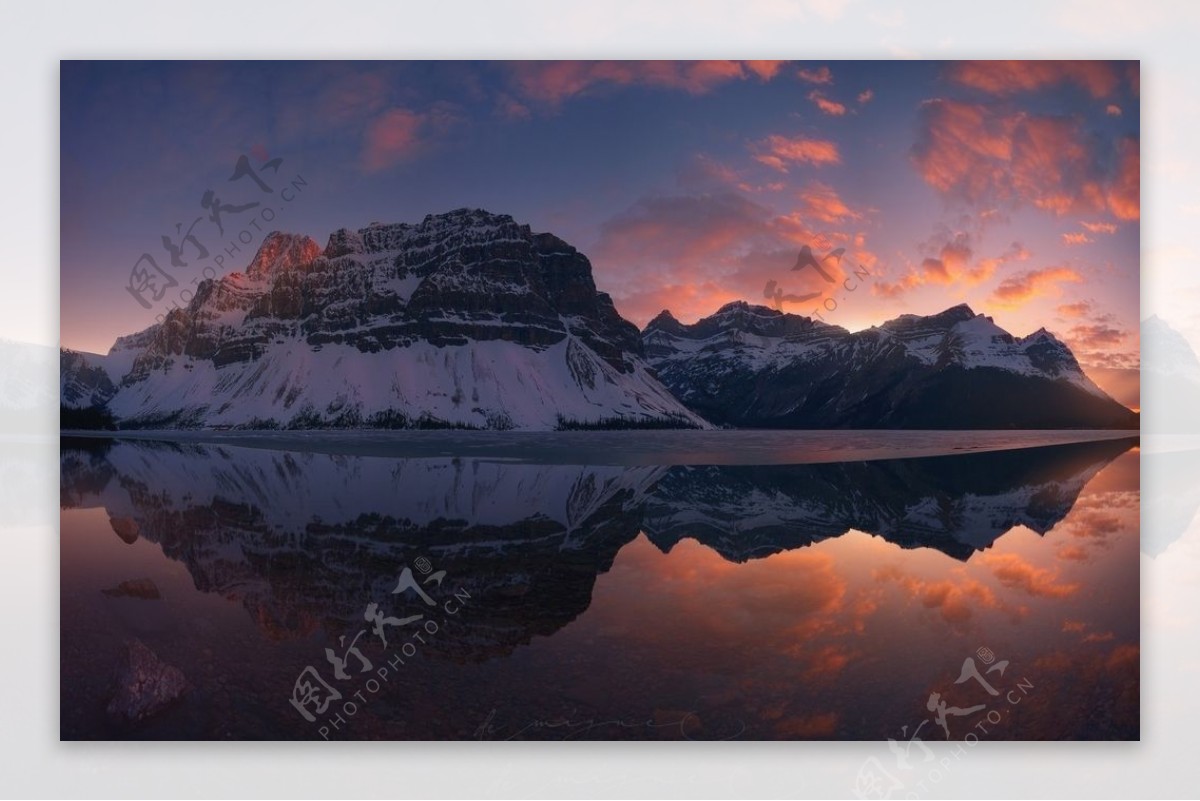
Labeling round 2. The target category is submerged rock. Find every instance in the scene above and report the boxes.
[101,578,161,600]
[109,516,139,544]
[106,639,190,723]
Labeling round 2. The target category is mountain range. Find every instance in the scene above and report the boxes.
[61,208,1137,431]
[644,301,1138,429]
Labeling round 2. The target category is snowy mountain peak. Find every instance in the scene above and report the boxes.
[643,301,1136,429]
[645,309,684,335]
[880,302,978,333]
[245,232,321,279]
[62,209,709,431]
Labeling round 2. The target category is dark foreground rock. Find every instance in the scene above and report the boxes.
[106,639,190,723]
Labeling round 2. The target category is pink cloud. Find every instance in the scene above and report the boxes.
[857,89,874,104]
[1067,322,1127,349]
[495,93,531,120]
[912,99,1139,220]
[1106,137,1140,221]
[1062,232,1094,246]
[360,103,462,172]
[808,90,847,116]
[989,265,1083,308]
[980,552,1080,599]
[797,66,833,85]
[874,232,1027,298]
[1081,221,1118,234]
[591,190,873,326]
[745,60,788,80]
[797,182,861,223]
[508,60,786,105]
[945,60,1121,98]
[753,135,841,172]
[1057,301,1092,318]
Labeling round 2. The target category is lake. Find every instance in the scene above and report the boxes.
[59,430,1139,740]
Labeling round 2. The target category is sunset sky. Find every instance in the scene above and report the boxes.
[61,60,1139,401]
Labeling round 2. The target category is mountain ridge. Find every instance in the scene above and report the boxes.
[643,300,1137,429]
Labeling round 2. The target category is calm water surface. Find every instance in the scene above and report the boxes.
[60,432,1139,740]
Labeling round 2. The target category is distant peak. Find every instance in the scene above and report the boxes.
[881,302,978,331]
[246,232,320,278]
[938,303,976,319]
[643,309,685,335]
[713,300,778,317]
[421,207,514,227]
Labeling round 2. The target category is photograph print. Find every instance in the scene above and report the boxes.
[59,60,1139,742]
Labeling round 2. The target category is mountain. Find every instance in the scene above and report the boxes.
[60,209,707,431]
[643,301,1138,429]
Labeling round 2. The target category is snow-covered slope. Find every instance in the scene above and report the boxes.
[644,301,1137,429]
[62,209,708,431]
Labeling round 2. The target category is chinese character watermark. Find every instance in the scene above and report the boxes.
[121,147,309,321]
[852,646,1034,800]
[287,557,471,739]
[763,244,874,322]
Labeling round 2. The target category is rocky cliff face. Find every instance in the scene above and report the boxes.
[62,209,707,430]
[643,301,1139,429]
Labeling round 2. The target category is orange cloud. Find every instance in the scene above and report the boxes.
[857,89,874,104]
[797,66,833,85]
[1057,301,1092,317]
[912,99,1139,220]
[753,135,841,172]
[1057,544,1090,562]
[807,91,847,116]
[1081,221,1118,234]
[745,60,788,80]
[1106,138,1140,221]
[945,61,1121,98]
[508,61,785,104]
[797,182,861,223]
[874,564,999,627]
[875,235,1027,298]
[980,552,1079,598]
[592,190,873,326]
[1067,322,1127,349]
[1106,104,1123,116]
[989,266,1083,308]
[1062,232,1093,246]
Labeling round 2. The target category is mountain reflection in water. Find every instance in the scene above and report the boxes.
[60,435,1139,740]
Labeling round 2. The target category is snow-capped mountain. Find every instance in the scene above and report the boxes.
[643,301,1138,429]
[61,209,707,431]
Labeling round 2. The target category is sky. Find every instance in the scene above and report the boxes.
[60,60,1140,403]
